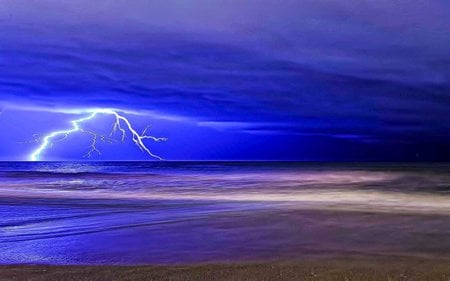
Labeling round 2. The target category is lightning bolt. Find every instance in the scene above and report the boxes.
[29,109,167,161]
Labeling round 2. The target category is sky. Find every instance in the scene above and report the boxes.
[0,0,450,161]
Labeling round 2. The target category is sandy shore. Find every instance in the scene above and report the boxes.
[1,259,449,281]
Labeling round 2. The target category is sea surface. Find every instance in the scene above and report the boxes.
[0,162,449,265]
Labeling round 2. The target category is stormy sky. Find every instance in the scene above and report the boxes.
[1,0,450,161]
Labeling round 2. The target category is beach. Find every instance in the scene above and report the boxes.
[0,162,449,280]
[2,259,450,281]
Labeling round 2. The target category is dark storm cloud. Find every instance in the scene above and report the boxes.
[1,0,450,143]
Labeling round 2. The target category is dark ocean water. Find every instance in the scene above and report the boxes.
[0,162,449,265]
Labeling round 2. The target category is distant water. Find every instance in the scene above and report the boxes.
[0,162,449,264]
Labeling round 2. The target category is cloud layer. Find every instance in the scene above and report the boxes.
[1,0,450,160]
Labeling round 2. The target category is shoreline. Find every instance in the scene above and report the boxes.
[2,258,449,281]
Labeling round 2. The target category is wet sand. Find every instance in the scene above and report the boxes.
[2,259,449,281]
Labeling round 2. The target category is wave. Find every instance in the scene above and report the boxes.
[0,171,162,179]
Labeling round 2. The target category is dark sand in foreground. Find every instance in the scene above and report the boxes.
[2,259,449,281]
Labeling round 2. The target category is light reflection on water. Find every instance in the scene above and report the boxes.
[0,162,449,264]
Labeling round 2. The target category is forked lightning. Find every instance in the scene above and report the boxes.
[29,109,167,161]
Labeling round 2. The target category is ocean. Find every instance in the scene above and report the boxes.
[0,161,449,264]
